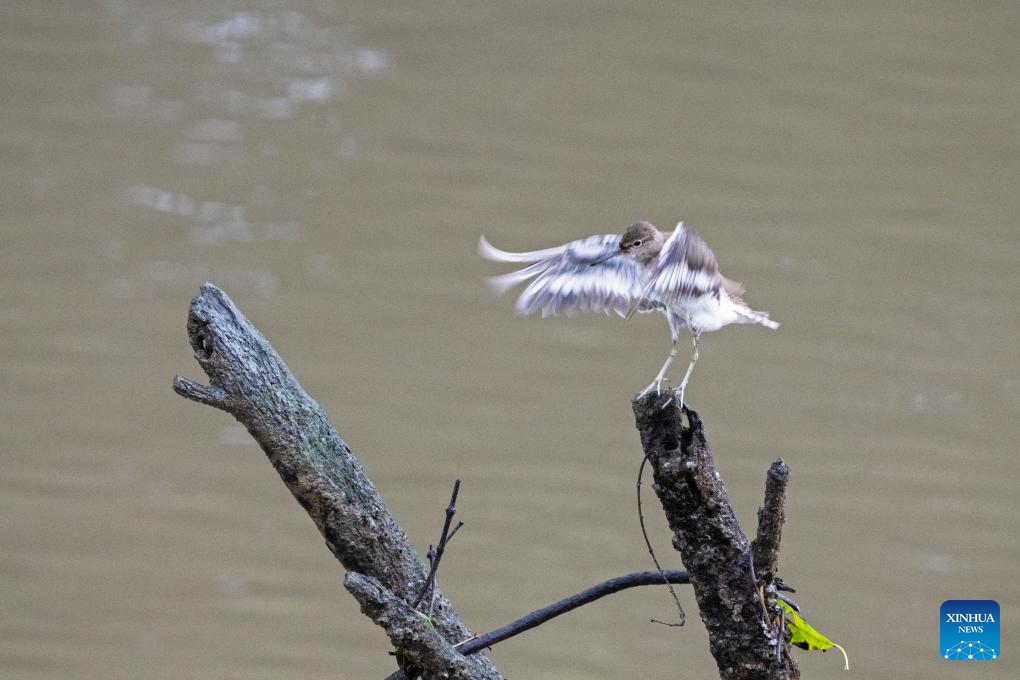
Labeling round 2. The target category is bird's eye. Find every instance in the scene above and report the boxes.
[632,240,642,247]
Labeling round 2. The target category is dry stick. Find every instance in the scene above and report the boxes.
[746,547,771,626]
[776,601,787,666]
[632,398,799,680]
[747,544,784,675]
[752,460,791,587]
[752,461,793,669]
[427,520,464,617]
[637,454,686,626]
[413,480,463,612]
[422,545,438,618]
[456,570,690,655]
[172,284,501,680]
[383,569,692,680]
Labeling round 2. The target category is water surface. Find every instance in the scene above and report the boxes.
[2,2,1018,678]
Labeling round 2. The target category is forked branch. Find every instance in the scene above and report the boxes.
[174,284,797,680]
[631,397,798,680]
[173,283,500,680]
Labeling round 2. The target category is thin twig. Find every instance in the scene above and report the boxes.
[637,454,685,626]
[776,604,786,665]
[423,545,438,617]
[384,569,692,678]
[747,548,770,626]
[413,480,461,610]
[427,576,439,618]
[457,570,689,655]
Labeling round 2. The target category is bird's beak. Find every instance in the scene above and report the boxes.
[589,249,621,266]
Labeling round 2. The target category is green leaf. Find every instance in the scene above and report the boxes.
[415,611,435,630]
[778,600,849,670]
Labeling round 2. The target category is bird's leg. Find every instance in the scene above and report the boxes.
[673,331,700,408]
[638,316,680,399]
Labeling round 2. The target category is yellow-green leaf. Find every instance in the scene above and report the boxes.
[415,611,435,630]
[778,600,849,670]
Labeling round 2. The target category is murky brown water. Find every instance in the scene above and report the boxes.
[3,2,1018,678]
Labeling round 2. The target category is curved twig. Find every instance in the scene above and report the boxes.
[457,569,690,655]
[632,397,799,679]
[383,569,690,680]
[637,454,686,626]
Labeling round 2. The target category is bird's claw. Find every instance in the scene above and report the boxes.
[638,377,670,400]
[673,381,689,411]
[638,378,680,411]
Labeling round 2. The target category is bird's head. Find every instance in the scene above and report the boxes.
[618,221,663,265]
[589,221,664,266]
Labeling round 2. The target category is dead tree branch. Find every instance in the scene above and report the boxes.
[346,571,498,680]
[173,284,799,680]
[752,460,790,588]
[173,283,500,680]
[632,396,799,680]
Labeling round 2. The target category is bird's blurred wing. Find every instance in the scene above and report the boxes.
[480,234,644,317]
[628,222,722,317]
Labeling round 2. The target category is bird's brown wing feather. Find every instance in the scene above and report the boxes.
[627,224,723,317]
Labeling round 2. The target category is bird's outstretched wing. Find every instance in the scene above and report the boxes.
[480,234,644,317]
[630,222,723,316]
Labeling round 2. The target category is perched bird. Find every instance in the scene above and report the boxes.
[479,220,779,405]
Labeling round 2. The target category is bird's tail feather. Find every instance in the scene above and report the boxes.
[736,307,780,329]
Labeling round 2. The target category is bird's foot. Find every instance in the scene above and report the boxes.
[672,380,690,412]
[638,378,677,410]
[638,377,668,399]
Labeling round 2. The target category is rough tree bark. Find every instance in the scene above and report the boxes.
[173,283,501,680]
[632,397,798,679]
[174,283,797,680]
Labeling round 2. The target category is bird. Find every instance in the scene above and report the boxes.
[479,220,779,406]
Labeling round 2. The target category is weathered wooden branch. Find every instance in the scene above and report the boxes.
[173,283,501,680]
[346,571,496,680]
[174,284,799,680]
[752,461,791,587]
[632,397,799,680]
